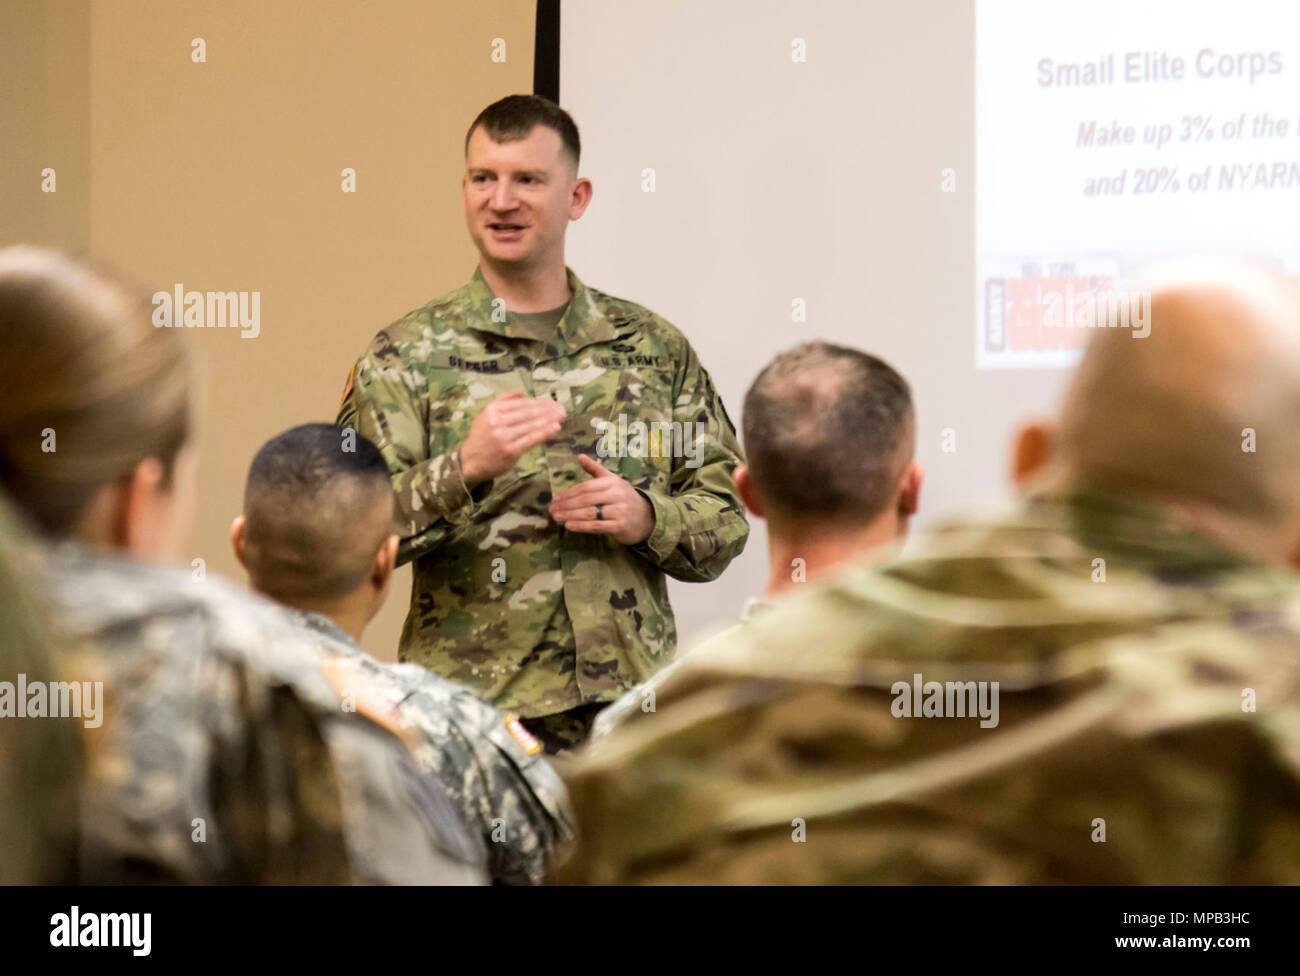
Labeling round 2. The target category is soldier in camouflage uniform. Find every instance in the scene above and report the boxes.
[233,423,575,883]
[46,545,486,884]
[291,608,573,884]
[593,343,923,740]
[558,261,1300,884]
[0,244,485,884]
[338,95,748,752]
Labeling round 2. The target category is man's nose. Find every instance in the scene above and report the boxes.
[490,180,518,212]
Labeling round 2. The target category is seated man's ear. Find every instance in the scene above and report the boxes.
[897,461,924,519]
[1287,534,1300,574]
[372,533,399,594]
[733,464,764,519]
[1012,421,1056,489]
[229,515,248,571]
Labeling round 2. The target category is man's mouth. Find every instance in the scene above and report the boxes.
[489,223,526,232]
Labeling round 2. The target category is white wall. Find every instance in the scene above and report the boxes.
[562,0,1070,644]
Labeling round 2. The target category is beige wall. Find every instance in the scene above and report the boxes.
[4,0,536,660]
[0,0,91,251]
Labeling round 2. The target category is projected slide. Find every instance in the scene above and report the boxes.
[977,0,1300,366]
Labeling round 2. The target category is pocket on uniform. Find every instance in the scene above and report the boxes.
[605,368,677,490]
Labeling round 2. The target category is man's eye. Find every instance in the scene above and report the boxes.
[472,174,491,183]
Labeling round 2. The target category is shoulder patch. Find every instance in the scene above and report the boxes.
[339,365,355,407]
[504,714,542,755]
[322,657,421,753]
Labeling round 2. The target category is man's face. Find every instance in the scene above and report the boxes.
[462,124,584,269]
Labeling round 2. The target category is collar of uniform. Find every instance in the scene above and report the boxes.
[1023,488,1260,575]
[286,606,363,656]
[465,264,617,347]
[738,596,773,624]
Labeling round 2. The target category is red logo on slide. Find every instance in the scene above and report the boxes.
[985,271,1111,352]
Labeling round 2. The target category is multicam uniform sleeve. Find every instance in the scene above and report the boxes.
[632,339,750,582]
[337,341,475,566]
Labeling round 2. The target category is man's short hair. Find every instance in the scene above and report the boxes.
[465,94,581,170]
[242,423,395,602]
[742,342,915,525]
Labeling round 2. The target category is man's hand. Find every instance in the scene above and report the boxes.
[459,392,566,488]
[549,454,655,546]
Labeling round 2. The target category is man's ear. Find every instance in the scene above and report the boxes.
[733,464,764,519]
[229,515,248,571]
[570,176,593,220]
[1287,534,1300,574]
[372,534,399,595]
[1013,421,1056,488]
[897,461,924,519]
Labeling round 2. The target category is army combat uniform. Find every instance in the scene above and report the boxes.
[590,596,772,740]
[558,491,1300,884]
[42,544,486,884]
[339,266,748,751]
[286,606,576,884]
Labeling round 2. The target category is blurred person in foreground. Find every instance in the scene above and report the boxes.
[592,342,922,739]
[0,245,484,884]
[558,259,1300,884]
[231,423,575,884]
[0,494,80,883]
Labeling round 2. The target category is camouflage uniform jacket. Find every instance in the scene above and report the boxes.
[557,492,1300,884]
[338,266,749,718]
[286,607,575,884]
[42,544,486,884]
[591,595,772,740]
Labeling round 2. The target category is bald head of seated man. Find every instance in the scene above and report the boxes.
[737,341,924,601]
[232,423,398,643]
[558,258,1300,885]
[1015,257,1300,568]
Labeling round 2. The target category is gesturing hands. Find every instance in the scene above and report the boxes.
[550,453,655,546]
[459,392,566,488]
[458,394,654,545]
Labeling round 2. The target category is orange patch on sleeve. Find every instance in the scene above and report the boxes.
[504,714,542,755]
[322,657,421,754]
[339,365,355,407]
